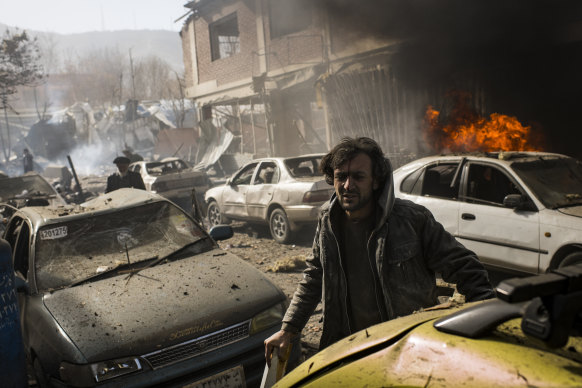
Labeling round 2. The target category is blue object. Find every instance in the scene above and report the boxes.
[0,239,28,387]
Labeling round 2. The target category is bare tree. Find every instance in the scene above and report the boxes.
[64,47,126,108]
[33,32,60,121]
[168,71,188,128]
[0,29,45,161]
[132,55,173,100]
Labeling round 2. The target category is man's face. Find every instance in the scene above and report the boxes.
[333,153,378,213]
[116,163,129,173]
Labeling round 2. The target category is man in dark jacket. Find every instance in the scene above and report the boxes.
[265,137,495,364]
[105,156,146,193]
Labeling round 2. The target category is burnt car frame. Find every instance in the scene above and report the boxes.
[4,188,297,387]
[204,154,334,243]
[0,173,67,208]
[128,157,211,216]
[0,173,68,235]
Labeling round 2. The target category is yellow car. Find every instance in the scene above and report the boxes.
[276,266,582,387]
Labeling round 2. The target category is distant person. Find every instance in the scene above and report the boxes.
[22,149,33,173]
[105,156,146,193]
[122,148,144,163]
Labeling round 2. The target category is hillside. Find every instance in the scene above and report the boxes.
[0,23,184,72]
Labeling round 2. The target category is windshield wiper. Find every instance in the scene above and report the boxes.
[66,238,210,288]
[66,256,159,289]
[124,237,210,282]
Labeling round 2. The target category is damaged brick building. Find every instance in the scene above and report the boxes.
[179,0,582,164]
[179,0,421,164]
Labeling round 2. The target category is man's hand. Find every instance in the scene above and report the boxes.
[264,329,296,367]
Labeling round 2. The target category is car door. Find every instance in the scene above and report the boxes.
[398,161,461,236]
[246,161,280,221]
[221,163,258,218]
[457,162,540,274]
[4,216,33,344]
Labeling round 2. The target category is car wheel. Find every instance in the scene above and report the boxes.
[207,200,229,226]
[559,251,582,267]
[270,208,292,244]
[33,357,50,388]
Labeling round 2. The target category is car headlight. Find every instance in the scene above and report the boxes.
[59,357,142,386]
[250,303,286,335]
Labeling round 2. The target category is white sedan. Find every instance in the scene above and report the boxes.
[204,154,334,243]
[393,151,582,276]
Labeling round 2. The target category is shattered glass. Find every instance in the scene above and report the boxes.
[34,201,209,291]
[145,159,190,176]
[512,156,582,209]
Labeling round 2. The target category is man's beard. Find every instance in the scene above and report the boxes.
[338,189,373,211]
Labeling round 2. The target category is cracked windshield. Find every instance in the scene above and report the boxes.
[35,201,207,291]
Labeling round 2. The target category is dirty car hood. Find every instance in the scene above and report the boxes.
[277,302,582,387]
[42,248,285,362]
[557,205,582,218]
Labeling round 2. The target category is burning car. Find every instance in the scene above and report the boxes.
[128,157,212,216]
[275,265,582,387]
[204,154,334,243]
[3,188,298,387]
[393,151,582,276]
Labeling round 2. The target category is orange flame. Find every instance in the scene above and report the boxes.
[423,92,543,153]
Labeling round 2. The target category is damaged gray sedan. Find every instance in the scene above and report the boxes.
[3,188,296,387]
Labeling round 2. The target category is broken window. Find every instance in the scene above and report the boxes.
[285,156,322,178]
[209,13,240,61]
[466,164,522,206]
[232,163,258,185]
[255,162,279,184]
[34,202,209,291]
[419,164,459,199]
[269,0,313,38]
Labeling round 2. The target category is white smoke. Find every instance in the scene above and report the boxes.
[66,142,117,177]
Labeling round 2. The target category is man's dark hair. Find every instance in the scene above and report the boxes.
[320,137,391,188]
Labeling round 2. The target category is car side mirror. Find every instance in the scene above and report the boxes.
[503,194,522,208]
[209,225,234,241]
[503,194,537,212]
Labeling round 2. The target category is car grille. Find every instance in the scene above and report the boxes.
[142,321,250,369]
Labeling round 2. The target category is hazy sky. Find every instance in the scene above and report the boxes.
[0,0,189,34]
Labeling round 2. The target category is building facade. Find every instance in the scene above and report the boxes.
[179,0,423,162]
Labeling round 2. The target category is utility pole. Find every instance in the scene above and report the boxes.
[119,73,123,105]
[129,49,136,99]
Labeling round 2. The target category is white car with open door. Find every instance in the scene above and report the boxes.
[393,152,582,277]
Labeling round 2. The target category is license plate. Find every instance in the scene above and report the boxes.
[183,365,246,388]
